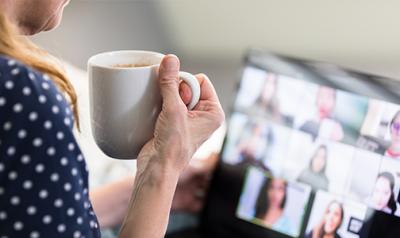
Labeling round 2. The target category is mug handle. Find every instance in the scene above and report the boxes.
[179,71,201,110]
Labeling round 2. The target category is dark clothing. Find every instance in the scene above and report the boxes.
[0,56,100,237]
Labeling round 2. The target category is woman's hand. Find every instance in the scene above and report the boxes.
[119,55,224,238]
[137,55,225,174]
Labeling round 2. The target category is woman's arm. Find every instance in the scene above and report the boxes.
[118,55,224,238]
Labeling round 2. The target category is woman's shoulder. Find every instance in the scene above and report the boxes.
[0,55,73,126]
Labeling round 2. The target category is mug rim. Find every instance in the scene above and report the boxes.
[88,50,165,70]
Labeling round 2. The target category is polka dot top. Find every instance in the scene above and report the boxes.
[0,55,100,238]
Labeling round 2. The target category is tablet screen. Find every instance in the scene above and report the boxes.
[207,54,400,238]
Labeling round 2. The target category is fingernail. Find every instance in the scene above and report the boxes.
[163,55,179,70]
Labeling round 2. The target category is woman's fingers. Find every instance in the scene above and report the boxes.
[158,55,185,109]
[179,81,192,106]
[195,73,220,103]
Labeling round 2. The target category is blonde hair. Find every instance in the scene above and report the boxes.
[0,13,80,129]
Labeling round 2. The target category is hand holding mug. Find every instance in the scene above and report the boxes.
[137,55,225,173]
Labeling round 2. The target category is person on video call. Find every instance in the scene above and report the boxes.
[385,111,400,159]
[305,201,344,238]
[299,86,344,141]
[369,172,398,215]
[236,122,273,171]
[297,145,330,191]
[254,177,295,236]
[0,1,225,237]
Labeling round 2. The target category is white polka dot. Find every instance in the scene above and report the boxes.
[14,221,23,230]
[22,87,31,96]
[28,72,35,80]
[83,188,88,195]
[42,215,52,224]
[5,80,14,89]
[39,190,48,199]
[38,95,46,104]
[3,121,12,131]
[11,68,20,76]
[57,224,66,233]
[50,173,59,182]
[41,82,50,90]
[74,193,81,201]
[18,129,27,139]
[65,108,71,115]
[60,157,68,166]
[23,180,33,190]
[32,138,42,147]
[78,179,83,185]
[64,118,71,126]
[7,59,16,66]
[84,201,90,209]
[43,74,50,81]
[77,217,83,225]
[10,196,20,205]
[56,132,64,140]
[73,231,81,238]
[30,231,40,238]
[7,146,16,156]
[67,208,75,216]
[68,143,75,151]
[46,147,56,156]
[35,164,45,173]
[27,206,36,215]
[54,198,63,207]
[64,183,72,191]
[71,168,78,176]
[8,171,17,180]
[21,155,31,164]
[0,97,6,106]
[0,163,3,172]
[29,112,38,121]
[56,94,62,101]
[52,105,59,114]
[13,103,23,113]
[77,154,83,162]
[0,211,7,220]
[44,120,52,130]
[90,220,96,228]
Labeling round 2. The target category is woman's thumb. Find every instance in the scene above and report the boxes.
[158,55,181,106]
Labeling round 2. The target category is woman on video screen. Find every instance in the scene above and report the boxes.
[369,172,398,215]
[306,201,344,238]
[299,86,344,141]
[385,111,400,159]
[297,145,329,191]
[254,178,295,235]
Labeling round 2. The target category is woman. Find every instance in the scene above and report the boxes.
[254,177,294,236]
[385,111,400,159]
[297,145,330,191]
[256,73,280,118]
[0,1,224,237]
[299,86,344,141]
[305,201,344,238]
[369,172,397,215]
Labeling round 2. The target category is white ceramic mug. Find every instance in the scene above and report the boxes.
[88,50,201,159]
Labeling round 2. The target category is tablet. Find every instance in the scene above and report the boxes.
[201,50,400,238]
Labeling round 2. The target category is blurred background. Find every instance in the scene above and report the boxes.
[29,0,400,236]
[32,0,400,112]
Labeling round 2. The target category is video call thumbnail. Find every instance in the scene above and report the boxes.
[305,191,368,238]
[237,167,312,237]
